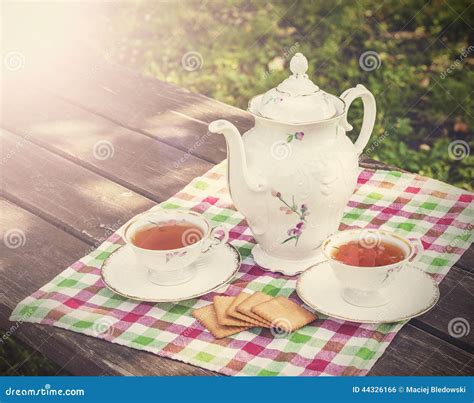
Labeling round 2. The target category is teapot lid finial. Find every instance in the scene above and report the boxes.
[277,53,319,95]
[290,53,308,76]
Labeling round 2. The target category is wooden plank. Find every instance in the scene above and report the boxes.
[19,54,234,164]
[0,311,115,376]
[1,82,214,202]
[455,246,474,274]
[0,128,154,243]
[411,267,474,351]
[52,51,253,129]
[0,200,214,376]
[358,154,406,173]
[2,200,471,376]
[369,325,473,376]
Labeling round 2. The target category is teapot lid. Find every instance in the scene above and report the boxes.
[248,53,340,123]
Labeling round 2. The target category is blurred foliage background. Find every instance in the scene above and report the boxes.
[99,0,473,190]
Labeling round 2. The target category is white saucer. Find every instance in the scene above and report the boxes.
[101,243,240,302]
[252,244,326,276]
[296,262,439,323]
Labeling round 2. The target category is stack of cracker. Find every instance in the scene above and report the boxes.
[192,291,317,339]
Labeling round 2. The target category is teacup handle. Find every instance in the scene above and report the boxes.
[201,226,229,254]
[408,237,424,264]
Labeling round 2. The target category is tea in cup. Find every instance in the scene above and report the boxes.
[123,210,228,286]
[322,229,422,307]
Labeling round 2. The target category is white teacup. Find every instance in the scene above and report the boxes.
[123,210,228,286]
[322,229,422,307]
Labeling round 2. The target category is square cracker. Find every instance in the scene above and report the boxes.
[213,295,254,327]
[252,296,317,332]
[235,292,274,325]
[227,291,271,327]
[192,304,251,339]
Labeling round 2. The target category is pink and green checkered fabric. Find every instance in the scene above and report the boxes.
[10,162,473,376]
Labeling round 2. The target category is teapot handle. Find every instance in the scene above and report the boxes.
[340,84,376,156]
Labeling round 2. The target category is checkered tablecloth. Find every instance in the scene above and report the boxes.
[10,162,473,376]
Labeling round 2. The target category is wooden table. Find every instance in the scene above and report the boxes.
[1,53,473,376]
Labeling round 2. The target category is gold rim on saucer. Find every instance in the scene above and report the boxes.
[100,243,241,302]
[296,262,440,324]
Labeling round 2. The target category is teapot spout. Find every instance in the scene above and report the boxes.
[209,120,268,233]
[208,120,265,193]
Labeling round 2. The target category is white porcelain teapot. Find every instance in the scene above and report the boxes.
[209,53,376,275]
